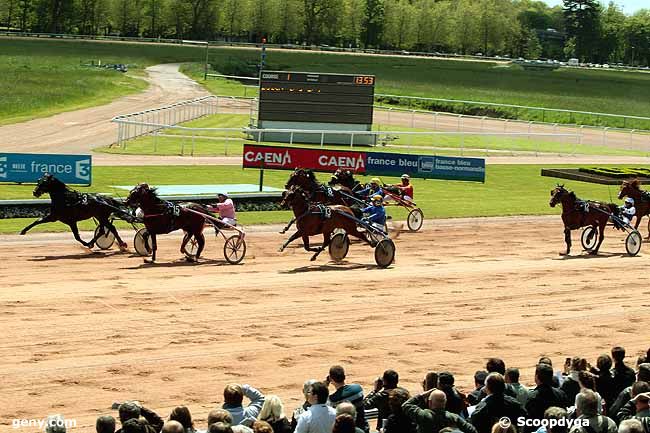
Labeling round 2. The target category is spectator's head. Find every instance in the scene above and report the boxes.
[223,384,244,406]
[544,407,568,433]
[208,423,233,433]
[118,402,141,424]
[423,371,438,391]
[632,392,650,413]
[438,371,455,389]
[539,357,553,367]
[45,415,67,433]
[486,358,506,374]
[638,364,650,382]
[251,421,274,433]
[619,419,644,433]
[161,421,184,433]
[612,346,626,363]
[121,419,144,433]
[207,409,232,426]
[388,388,410,415]
[332,414,356,433]
[491,422,516,433]
[536,363,554,386]
[505,368,520,384]
[169,406,193,430]
[578,371,596,391]
[486,373,506,395]
[474,371,488,389]
[96,416,116,433]
[428,389,447,410]
[576,389,599,417]
[631,381,650,398]
[329,365,346,385]
[571,357,588,372]
[335,401,357,418]
[259,395,285,423]
[382,369,399,389]
[309,381,329,405]
[302,379,317,401]
[597,354,612,373]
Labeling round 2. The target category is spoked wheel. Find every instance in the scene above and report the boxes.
[407,208,424,232]
[374,238,396,268]
[133,228,152,257]
[184,236,199,259]
[581,226,598,252]
[94,225,115,250]
[329,232,350,262]
[625,230,642,256]
[224,234,246,264]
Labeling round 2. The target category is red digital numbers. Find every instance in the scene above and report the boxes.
[354,76,374,85]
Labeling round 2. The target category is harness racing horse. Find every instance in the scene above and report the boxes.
[125,183,210,263]
[328,169,361,192]
[281,168,362,234]
[278,186,372,261]
[20,173,128,250]
[618,179,650,239]
[549,185,617,256]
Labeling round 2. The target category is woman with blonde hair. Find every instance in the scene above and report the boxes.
[257,395,291,433]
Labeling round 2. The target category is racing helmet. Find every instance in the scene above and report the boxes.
[401,174,410,180]
[625,197,635,205]
[371,194,383,204]
[370,177,381,185]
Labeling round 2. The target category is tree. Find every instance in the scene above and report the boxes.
[563,0,601,62]
[361,0,383,47]
[599,2,626,63]
[303,0,340,44]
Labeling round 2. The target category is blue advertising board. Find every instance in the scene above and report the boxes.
[0,153,92,185]
[366,152,485,182]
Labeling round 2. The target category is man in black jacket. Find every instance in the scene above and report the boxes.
[115,401,163,433]
[403,389,477,433]
[613,347,637,396]
[470,373,526,433]
[611,364,650,420]
[525,364,568,424]
[364,369,406,431]
[438,372,468,417]
[617,391,650,433]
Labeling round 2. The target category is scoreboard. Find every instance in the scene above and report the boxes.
[256,71,376,145]
[259,71,375,124]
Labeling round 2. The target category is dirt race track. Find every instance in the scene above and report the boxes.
[1,216,649,431]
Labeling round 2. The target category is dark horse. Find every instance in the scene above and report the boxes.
[328,168,361,193]
[281,168,362,234]
[279,186,372,261]
[20,173,128,250]
[125,183,210,263]
[618,179,650,239]
[549,185,617,255]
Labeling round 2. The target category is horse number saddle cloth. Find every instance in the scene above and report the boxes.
[165,202,181,217]
[63,192,89,208]
[575,200,590,213]
[315,204,332,220]
[642,190,650,202]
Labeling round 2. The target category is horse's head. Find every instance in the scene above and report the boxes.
[285,168,316,190]
[125,183,154,208]
[33,173,63,197]
[619,179,640,200]
[549,184,568,207]
[280,186,308,209]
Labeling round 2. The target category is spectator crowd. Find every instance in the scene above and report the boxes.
[44,346,650,433]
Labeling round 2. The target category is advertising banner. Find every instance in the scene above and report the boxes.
[0,153,92,185]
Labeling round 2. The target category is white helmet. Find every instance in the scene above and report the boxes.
[401,174,410,180]
[625,197,634,205]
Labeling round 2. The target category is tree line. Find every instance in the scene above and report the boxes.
[1,0,649,65]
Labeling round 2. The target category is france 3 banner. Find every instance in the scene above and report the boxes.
[0,153,92,185]
[242,144,485,182]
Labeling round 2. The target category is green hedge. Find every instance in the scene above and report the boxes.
[579,167,650,179]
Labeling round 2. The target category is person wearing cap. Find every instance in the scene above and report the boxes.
[393,174,414,201]
[358,178,384,200]
[209,192,237,227]
[361,194,386,231]
[619,198,636,226]
[617,391,650,431]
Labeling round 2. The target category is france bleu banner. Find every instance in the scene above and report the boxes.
[0,153,92,185]
[366,152,485,182]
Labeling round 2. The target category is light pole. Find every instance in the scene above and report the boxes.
[204,39,210,80]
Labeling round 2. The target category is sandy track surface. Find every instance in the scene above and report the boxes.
[0,64,208,155]
[1,216,648,431]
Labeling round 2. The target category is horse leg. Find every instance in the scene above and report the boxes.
[279,217,296,234]
[310,232,331,261]
[145,233,158,263]
[592,220,606,255]
[180,232,191,255]
[104,219,127,250]
[279,230,303,252]
[20,214,56,235]
[560,227,571,256]
[69,221,92,248]
[193,232,205,262]
[647,216,650,240]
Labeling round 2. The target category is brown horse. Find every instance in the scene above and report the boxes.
[278,186,372,261]
[125,183,210,263]
[618,179,650,239]
[550,185,617,255]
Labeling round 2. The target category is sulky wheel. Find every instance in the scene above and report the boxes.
[185,236,199,259]
[224,234,246,264]
[625,230,642,256]
[407,208,424,232]
[94,225,116,250]
[580,226,598,252]
[133,228,152,257]
[328,232,350,262]
[374,238,396,268]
